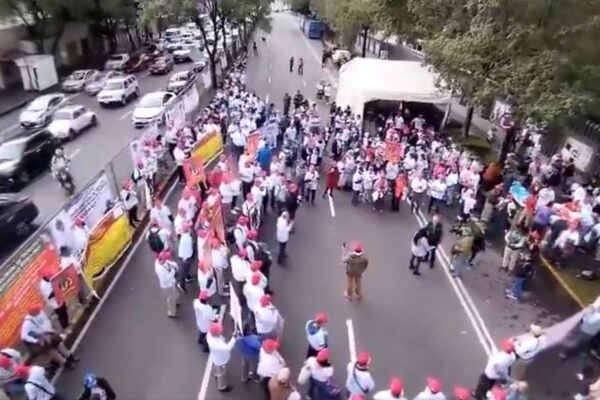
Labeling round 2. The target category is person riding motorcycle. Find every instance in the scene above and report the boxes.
[293,90,304,109]
[283,93,291,116]
[253,41,258,55]
[51,147,71,180]
[289,56,294,72]
[298,57,304,75]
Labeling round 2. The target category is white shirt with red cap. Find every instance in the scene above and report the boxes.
[254,305,279,335]
[207,335,236,367]
[24,365,55,400]
[483,350,516,380]
[243,281,264,312]
[193,299,215,333]
[257,348,285,378]
[345,362,375,395]
[231,255,250,282]
[373,390,407,399]
[413,389,447,400]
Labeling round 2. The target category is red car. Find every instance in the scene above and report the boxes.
[149,56,174,75]
[124,51,160,73]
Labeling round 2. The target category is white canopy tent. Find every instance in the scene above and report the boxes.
[335,58,451,115]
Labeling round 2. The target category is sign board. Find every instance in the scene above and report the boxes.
[565,137,595,172]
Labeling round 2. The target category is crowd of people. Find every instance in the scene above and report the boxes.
[5,38,600,400]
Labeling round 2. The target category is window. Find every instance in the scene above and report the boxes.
[73,108,84,119]
[26,134,48,152]
[48,97,62,108]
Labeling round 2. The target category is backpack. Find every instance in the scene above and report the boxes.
[147,230,164,252]
[250,241,272,267]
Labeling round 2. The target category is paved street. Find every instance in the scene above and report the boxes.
[55,11,582,400]
[0,51,206,262]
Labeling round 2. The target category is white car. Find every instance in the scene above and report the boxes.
[104,53,130,70]
[97,75,140,107]
[61,69,99,92]
[84,70,123,96]
[19,93,68,129]
[166,40,183,52]
[132,91,176,128]
[167,70,195,93]
[173,47,193,63]
[47,105,97,140]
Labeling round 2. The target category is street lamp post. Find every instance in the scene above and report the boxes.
[361,24,369,57]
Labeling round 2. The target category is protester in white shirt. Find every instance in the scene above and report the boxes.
[427,176,447,213]
[372,377,407,400]
[15,365,58,400]
[410,173,428,213]
[304,166,319,205]
[38,268,69,330]
[207,322,236,392]
[176,223,194,293]
[154,250,180,317]
[197,260,217,299]
[193,291,216,353]
[254,294,280,339]
[474,340,516,398]
[150,199,173,231]
[257,339,286,390]
[346,352,375,396]
[210,238,230,296]
[243,273,265,312]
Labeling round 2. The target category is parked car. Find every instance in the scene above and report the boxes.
[97,75,140,107]
[132,91,176,128]
[0,194,39,242]
[166,40,183,53]
[167,70,195,93]
[173,47,193,63]
[19,94,68,129]
[193,60,207,73]
[104,53,130,70]
[124,51,160,73]
[47,105,97,140]
[84,70,123,96]
[0,129,59,189]
[155,38,168,51]
[149,56,174,75]
[61,69,99,92]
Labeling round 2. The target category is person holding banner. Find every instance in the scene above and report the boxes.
[255,295,281,340]
[244,273,266,316]
[193,291,216,353]
[207,322,237,392]
[210,237,230,296]
[197,260,217,299]
[38,268,69,330]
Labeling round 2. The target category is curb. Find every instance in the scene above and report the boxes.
[539,255,586,308]
[0,98,29,117]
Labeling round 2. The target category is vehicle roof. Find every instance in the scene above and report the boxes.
[55,104,86,113]
[141,91,168,100]
[31,93,64,102]
[106,75,135,82]
[171,71,189,78]
[0,194,22,204]
[1,127,49,144]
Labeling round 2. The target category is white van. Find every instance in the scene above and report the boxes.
[165,27,181,40]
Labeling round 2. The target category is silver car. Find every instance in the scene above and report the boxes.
[19,93,68,129]
[61,69,99,92]
[84,70,122,96]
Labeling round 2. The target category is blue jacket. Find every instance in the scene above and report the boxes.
[257,147,272,170]
[237,334,261,358]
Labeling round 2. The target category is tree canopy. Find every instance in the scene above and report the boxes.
[373,0,600,124]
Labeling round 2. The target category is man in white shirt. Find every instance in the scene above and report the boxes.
[15,365,60,400]
[38,268,69,330]
[176,223,194,293]
[207,322,236,392]
[173,142,187,184]
[154,250,180,317]
[193,291,216,353]
[243,273,265,314]
[276,211,293,265]
[120,180,140,226]
[210,237,230,296]
[254,294,280,340]
[257,339,286,396]
[346,352,375,396]
[372,377,406,399]
[474,339,516,399]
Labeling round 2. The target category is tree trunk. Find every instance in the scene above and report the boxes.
[498,127,516,167]
[463,104,474,138]
[50,22,67,56]
[209,54,218,89]
[126,25,137,51]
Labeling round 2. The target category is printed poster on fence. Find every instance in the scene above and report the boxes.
[0,236,60,347]
[246,132,261,158]
[183,155,206,186]
[82,204,133,289]
[384,141,402,163]
[183,84,200,114]
[51,264,80,305]
[192,130,223,164]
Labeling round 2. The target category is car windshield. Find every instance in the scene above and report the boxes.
[26,98,48,112]
[0,140,25,161]
[173,74,187,82]
[109,55,124,61]
[53,110,72,120]
[90,72,107,82]
[69,71,86,80]
[104,81,123,90]
[139,96,163,108]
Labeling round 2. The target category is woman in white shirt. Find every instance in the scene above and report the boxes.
[304,166,319,205]
[409,172,428,213]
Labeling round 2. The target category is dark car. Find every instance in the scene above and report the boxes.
[149,55,174,75]
[0,194,39,242]
[0,129,59,190]
[125,51,162,73]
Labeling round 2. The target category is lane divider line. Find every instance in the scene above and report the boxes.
[119,110,133,120]
[328,194,336,218]
[197,304,227,400]
[346,319,357,362]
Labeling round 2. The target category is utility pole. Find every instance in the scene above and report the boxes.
[360,24,369,57]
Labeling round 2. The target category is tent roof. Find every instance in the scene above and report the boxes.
[335,58,451,113]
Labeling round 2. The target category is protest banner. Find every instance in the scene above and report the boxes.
[246,131,261,158]
[384,141,402,163]
[82,204,133,289]
[183,155,206,186]
[229,286,243,332]
[51,265,81,305]
[0,236,60,347]
[193,130,223,163]
[211,205,226,244]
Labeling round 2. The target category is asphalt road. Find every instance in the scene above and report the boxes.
[55,11,584,400]
[0,51,207,262]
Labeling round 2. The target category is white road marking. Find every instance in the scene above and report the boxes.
[265,94,270,104]
[409,205,495,355]
[328,194,336,218]
[303,81,307,87]
[119,110,133,120]
[346,319,357,362]
[50,180,180,385]
[68,149,81,159]
[197,304,227,400]
[268,76,272,84]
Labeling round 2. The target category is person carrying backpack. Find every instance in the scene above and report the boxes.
[147,220,168,254]
[247,239,273,294]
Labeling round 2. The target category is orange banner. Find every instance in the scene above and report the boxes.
[183,156,206,186]
[384,141,402,163]
[211,205,226,244]
[246,132,261,158]
[0,237,60,347]
[51,265,80,304]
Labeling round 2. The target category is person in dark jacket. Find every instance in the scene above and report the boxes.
[284,183,301,226]
[504,252,534,301]
[78,373,116,400]
[422,214,444,269]
[341,242,369,300]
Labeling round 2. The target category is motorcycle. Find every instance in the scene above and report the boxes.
[56,167,75,196]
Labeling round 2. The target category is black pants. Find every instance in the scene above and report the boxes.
[55,303,69,330]
[352,190,360,206]
[260,377,271,399]
[427,197,443,213]
[262,193,269,215]
[474,373,496,400]
[277,241,287,264]
[178,258,193,287]
[127,205,139,225]
[425,247,437,269]
[177,165,185,183]
[306,345,319,359]
[391,195,400,211]
[305,189,316,205]
[198,331,209,353]
[409,255,422,273]
[242,181,252,199]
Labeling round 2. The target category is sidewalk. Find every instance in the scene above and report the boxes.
[0,88,38,116]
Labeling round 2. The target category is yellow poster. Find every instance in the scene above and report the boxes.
[83,205,133,289]
[193,131,223,162]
